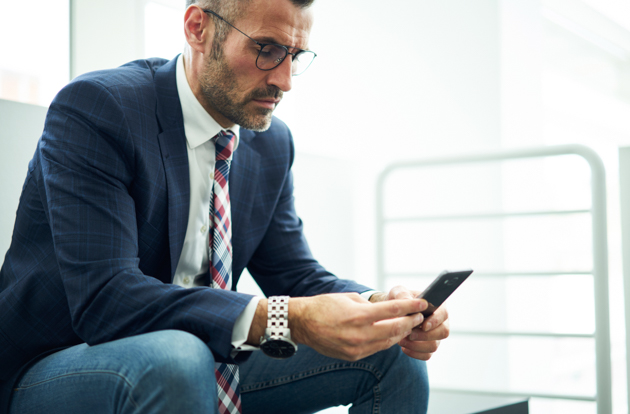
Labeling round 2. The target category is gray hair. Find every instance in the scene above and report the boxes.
[186,0,314,53]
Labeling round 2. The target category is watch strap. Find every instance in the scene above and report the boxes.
[267,296,290,337]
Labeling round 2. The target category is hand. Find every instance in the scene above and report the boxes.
[289,292,427,361]
[372,286,450,361]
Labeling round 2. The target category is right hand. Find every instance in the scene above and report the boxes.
[289,293,427,361]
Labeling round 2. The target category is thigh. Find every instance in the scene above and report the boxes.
[9,330,217,414]
[239,344,427,414]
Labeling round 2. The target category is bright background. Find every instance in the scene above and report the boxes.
[2,0,630,412]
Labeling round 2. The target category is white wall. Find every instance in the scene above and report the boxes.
[0,99,48,263]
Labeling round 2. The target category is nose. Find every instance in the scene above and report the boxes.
[265,56,293,92]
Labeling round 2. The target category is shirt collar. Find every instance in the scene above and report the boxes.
[176,54,240,150]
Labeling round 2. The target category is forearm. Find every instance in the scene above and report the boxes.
[246,298,268,346]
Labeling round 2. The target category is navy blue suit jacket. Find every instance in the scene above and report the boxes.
[0,56,369,411]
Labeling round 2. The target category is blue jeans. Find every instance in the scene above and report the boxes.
[9,330,428,414]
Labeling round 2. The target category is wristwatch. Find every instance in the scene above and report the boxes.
[259,296,298,359]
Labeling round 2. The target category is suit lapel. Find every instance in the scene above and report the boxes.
[230,129,261,282]
[154,57,190,279]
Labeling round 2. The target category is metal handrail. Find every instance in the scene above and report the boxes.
[375,144,611,414]
[384,208,590,222]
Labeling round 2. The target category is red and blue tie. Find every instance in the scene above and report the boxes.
[210,131,242,414]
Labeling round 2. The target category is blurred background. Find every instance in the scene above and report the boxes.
[2,0,630,412]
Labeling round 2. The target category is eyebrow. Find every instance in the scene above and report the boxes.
[251,36,309,52]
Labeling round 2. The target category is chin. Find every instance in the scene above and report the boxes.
[239,112,273,132]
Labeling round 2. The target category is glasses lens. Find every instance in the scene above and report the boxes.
[257,44,287,70]
[291,51,316,76]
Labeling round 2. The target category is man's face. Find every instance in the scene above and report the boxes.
[198,0,313,131]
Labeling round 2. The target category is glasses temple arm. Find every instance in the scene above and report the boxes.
[202,9,256,44]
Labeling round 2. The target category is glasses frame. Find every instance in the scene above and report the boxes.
[202,9,316,76]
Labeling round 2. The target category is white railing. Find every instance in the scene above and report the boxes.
[376,144,611,414]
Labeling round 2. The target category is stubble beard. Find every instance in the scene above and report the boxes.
[199,49,282,132]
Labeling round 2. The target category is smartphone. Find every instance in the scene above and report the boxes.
[418,269,473,317]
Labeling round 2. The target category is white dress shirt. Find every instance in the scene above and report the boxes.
[174,55,260,356]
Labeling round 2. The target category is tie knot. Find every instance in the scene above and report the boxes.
[215,131,235,161]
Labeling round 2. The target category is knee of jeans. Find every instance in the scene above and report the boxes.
[382,346,429,391]
[137,330,216,385]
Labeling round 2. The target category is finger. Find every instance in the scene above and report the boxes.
[366,312,424,343]
[399,337,441,354]
[363,298,427,323]
[400,345,437,361]
[358,319,425,357]
[408,321,450,342]
[422,306,449,331]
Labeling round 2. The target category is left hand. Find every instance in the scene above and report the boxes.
[370,286,450,361]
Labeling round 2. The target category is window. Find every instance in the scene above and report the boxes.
[144,0,185,60]
[0,0,69,106]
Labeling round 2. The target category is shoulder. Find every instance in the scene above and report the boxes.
[53,58,171,110]
[244,116,293,147]
[47,58,175,136]
[73,57,169,91]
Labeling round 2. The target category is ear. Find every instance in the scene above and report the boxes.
[184,5,213,54]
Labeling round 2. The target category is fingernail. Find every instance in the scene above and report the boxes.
[409,332,418,341]
[424,322,432,331]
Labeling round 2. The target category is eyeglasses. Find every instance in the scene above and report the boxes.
[203,9,317,76]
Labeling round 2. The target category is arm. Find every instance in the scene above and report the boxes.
[246,293,429,361]
[40,78,251,361]
[245,130,370,297]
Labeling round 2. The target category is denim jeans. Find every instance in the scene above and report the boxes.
[9,330,428,414]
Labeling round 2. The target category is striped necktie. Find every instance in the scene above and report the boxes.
[210,131,241,414]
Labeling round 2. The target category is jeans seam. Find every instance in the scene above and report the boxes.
[240,361,384,393]
[372,382,381,414]
[13,370,140,409]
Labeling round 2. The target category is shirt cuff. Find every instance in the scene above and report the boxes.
[360,290,380,301]
[230,296,263,358]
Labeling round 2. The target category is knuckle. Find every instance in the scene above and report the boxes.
[348,335,363,347]
[390,302,402,315]
[391,285,406,299]
[383,336,395,349]
[391,324,403,338]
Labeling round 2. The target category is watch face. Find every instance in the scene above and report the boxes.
[261,339,296,359]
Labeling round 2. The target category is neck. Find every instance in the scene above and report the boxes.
[182,49,235,129]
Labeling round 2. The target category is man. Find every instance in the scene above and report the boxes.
[0,0,449,412]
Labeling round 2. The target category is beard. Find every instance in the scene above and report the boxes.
[198,49,282,132]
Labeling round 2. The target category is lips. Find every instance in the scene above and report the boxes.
[252,98,280,109]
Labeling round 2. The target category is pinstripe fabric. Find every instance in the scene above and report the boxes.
[0,56,371,413]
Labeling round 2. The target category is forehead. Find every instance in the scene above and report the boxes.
[235,0,314,49]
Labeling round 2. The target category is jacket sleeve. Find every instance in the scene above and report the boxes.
[245,128,372,298]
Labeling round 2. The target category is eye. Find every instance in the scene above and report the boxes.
[258,45,273,58]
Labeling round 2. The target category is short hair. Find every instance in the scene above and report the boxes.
[186,0,314,54]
